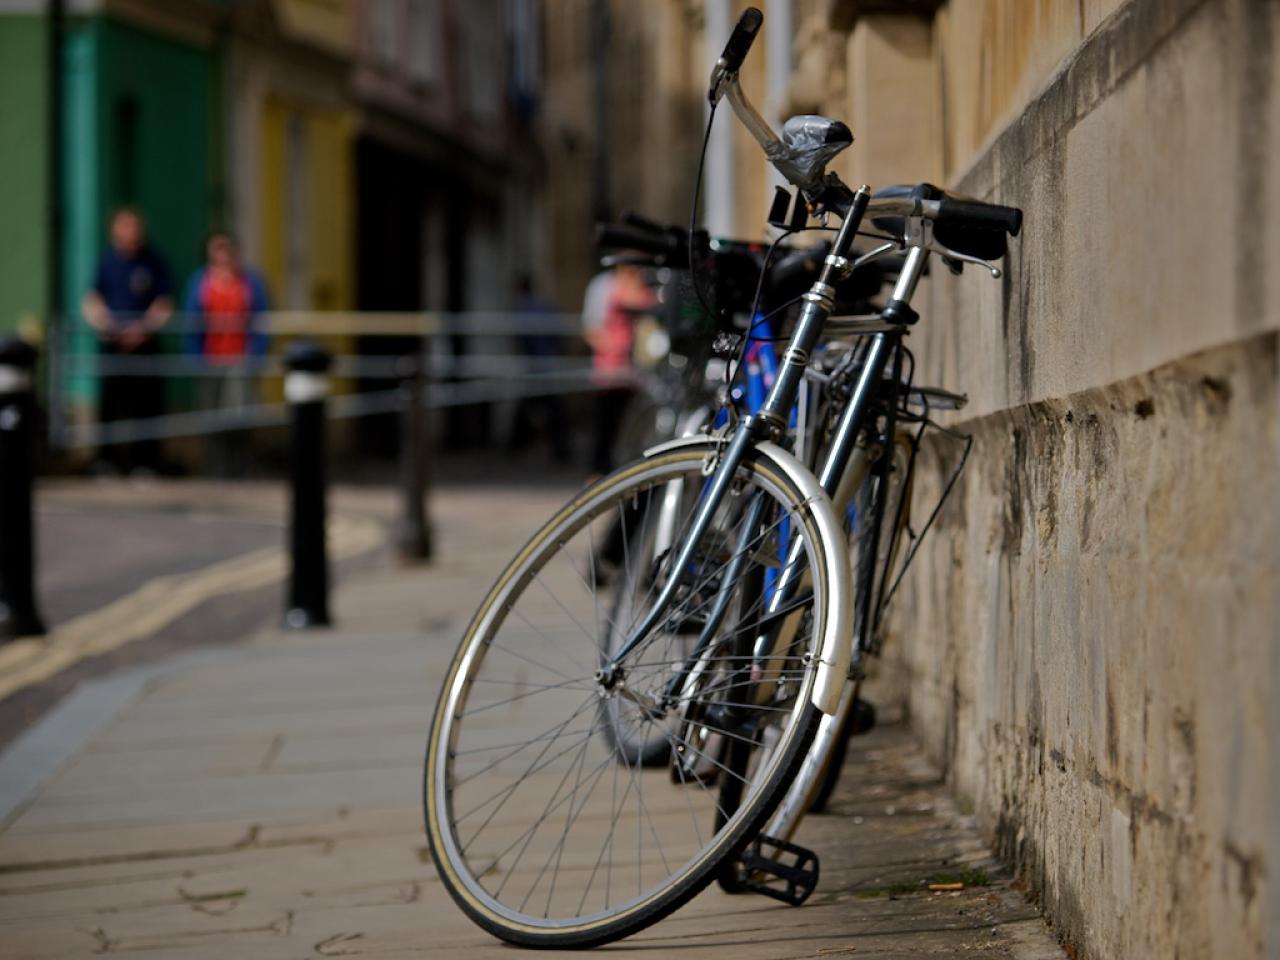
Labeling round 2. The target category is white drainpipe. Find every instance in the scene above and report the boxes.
[702,0,734,238]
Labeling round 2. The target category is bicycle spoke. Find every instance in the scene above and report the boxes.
[454,724,598,758]
[490,630,581,684]
[510,726,597,910]
[453,716,599,791]
[482,739,625,899]
[460,675,596,718]
[455,693,600,839]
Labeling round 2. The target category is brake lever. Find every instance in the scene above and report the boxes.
[927,243,1001,278]
[851,242,899,271]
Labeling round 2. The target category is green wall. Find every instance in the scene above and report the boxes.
[63,15,222,322]
[61,14,224,403]
[62,19,99,395]
[0,17,49,336]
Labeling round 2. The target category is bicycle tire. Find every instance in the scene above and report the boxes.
[424,443,833,948]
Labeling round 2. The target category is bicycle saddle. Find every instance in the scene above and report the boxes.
[767,115,852,193]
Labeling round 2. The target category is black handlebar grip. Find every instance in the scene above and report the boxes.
[622,211,672,236]
[594,223,683,258]
[937,198,1023,237]
[720,7,764,72]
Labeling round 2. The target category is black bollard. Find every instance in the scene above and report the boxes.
[284,340,332,629]
[0,338,46,640]
[395,354,433,563]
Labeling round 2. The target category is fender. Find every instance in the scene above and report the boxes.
[644,434,852,714]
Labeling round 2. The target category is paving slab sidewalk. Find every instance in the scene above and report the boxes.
[0,485,1063,959]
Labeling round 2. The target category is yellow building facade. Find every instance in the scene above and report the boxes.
[257,95,356,313]
[228,0,359,404]
[232,0,356,314]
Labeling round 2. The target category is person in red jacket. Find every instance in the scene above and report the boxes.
[585,265,655,476]
[182,231,271,475]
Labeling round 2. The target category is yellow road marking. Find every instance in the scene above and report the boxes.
[0,513,385,702]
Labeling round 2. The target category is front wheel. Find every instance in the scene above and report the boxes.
[424,443,835,948]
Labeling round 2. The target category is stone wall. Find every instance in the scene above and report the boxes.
[859,0,1279,957]
[888,335,1276,958]
[538,5,1278,949]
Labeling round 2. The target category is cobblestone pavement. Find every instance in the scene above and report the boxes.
[0,485,1064,959]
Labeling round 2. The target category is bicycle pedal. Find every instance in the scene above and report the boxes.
[734,834,819,906]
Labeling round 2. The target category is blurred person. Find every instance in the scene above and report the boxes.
[182,231,271,477]
[580,268,614,342]
[81,207,174,474]
[507,274,571,463]
[586,265,654,476]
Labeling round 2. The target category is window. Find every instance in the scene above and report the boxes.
[406,3,442,86]
[368,0,401,67]
[460,0,502,120]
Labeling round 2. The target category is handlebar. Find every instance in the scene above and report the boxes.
[596,216,888,319]
[622,211,673,236]
[594,222,692,261]
[866,193,1020,234]
[601,196,1021,277]
[865,184,1023,263]
[719,7,763,73]
[937,197,1022,237]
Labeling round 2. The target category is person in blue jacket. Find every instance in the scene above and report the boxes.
[81,207,174,473]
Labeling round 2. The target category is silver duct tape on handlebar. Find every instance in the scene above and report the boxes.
[721,75,846,196]
[717,58,963,220]
[716,56,957,227]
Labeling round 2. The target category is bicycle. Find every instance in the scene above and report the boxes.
[423,7,1021,947]
[590,216,894,771]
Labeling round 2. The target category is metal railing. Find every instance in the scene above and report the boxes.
[45,310,624,452]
